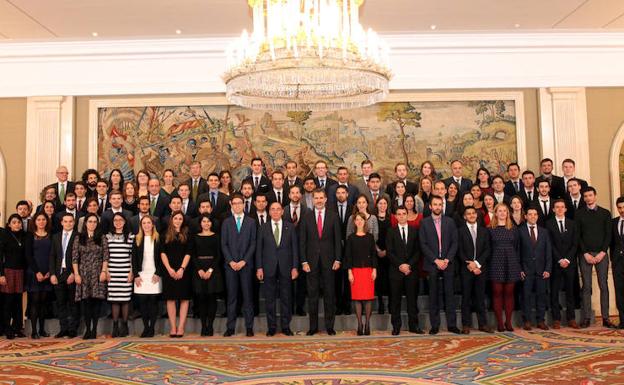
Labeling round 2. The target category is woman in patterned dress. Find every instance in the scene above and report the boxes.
[106,213,134,338]
[72,213,109,340]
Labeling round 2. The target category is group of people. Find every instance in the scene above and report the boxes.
[1,155,623,340]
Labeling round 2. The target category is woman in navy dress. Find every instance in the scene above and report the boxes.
[26,212,53,338]
[488,203,521,332]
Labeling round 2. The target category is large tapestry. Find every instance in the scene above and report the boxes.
[97,100,517,186]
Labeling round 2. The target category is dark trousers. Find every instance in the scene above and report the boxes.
[137,294,159,331]
[334,268,351,313]
[580,252,610,320]
[460,268,487,328]
[197,293,218,329]
[614,262,624,324]
[225,264,254,331]
[389,270,419,330]
[264,271,293,330]
[522,274,548,323]
[293,268,307,312]
[306,260,336,331]
[551,263,576,322]
[54,282,79,332]
[3,293,23,333]
[428,268,456,329]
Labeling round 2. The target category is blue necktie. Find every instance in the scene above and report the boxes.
[211,192,216,208]
[236,216,242,233]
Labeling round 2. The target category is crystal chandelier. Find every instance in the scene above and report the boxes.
[223,0,392,111]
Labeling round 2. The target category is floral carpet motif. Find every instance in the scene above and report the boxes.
[1,327,622,385]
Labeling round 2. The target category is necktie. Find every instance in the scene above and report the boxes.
[277,191,282,204]
[401,226,407,245]
[542,200,549,215]
[514,181,519,192]
[559,220,565,233]
[530,225,537,245]
[340,204,344,222]
[320,179,325,188]
[59,183,65,202]
[260,214,265,225]
[470,225,477,259]
[99,198,104,210]
[274,222,280,245]
[77,199,82,211]
[573,199,578,209]
[150,197,156,215]
[620,220,624,237]
[211,192,216,208]
[254,176,259,189]
[373,192,378,203]
[61,232,69,269]
[292,205,298,223]
[316,210,323,238]
[245,200,250,214]
[236,216,242,232]
[528,191,533,201]
[192,180,198,201]
[455,178,460,184]
[434,217,442,254]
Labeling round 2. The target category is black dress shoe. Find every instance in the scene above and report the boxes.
[83,330,91,340]
[246,328,254,337]
[31,332,40,339]
[140,329,150,338]
[343,309,352,316]
[448,326,461,334]
[618,323,624,330]
[67,331,77,338]
[391,328,400,336]
[327,328,336,336]
[409,328,425,335]
[335,309,344,316]
[15,331,26,338]
[429,327,439,335]
[306,329,318,336]
[266,329,276,337]
[603,319,617,329]
[282,328,294,336]
[6,331,15,340]
[223,329,235,337]
[39,330,50,338]
[55,330,68,339]
[580,319,591,329]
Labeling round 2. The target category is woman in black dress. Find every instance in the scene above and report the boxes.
[0,214,28,339]
[191,214,224,336]
[26,212,53,338]
[122,181,138,215]
[375,196,390,314]
[161,211,192,338]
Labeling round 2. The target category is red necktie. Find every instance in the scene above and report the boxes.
[316,210,323,238]
[292,205,298,224]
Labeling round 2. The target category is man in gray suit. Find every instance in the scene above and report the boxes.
[362,173,390,213]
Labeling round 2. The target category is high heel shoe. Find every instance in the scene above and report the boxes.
[364,324,370,336]
[357,325,363,336]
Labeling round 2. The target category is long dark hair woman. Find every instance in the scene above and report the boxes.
[0,213,29,339]
[72,213,109,339]
[26,212,53,338]
[108,168,125,193]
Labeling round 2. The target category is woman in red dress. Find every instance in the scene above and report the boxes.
[345,212,378,335]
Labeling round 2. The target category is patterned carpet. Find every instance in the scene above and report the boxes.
[2,326,624,385]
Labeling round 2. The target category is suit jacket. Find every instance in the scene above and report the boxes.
[611,217,624,271]
[197,190,230,220]
[535,197,555,226]
[444,176,473,193]
[564,194,586,220]
[186,177,209,201]
[385,225,420,273]
[49,230,77,282]
[419,215,458,273]
[362,189,390,213]
[46,181,76,208]
[518,224,552,276]
[492,193,512,206]
[255,220,299,277]
[519,188,539,208]
[148,193,170,219]
[457,223,491,269]
[132,238,164,276]
[546,217,577,264]
[353,177,371,197]
[100,208,133,234]
[266,189,291,207]
[536,175,565,199]
[423,199,455,218]
[332,202,353,244]
[298,208,342,269]
[180,199,198,218]
[504,179,524,197]
[52,209,82,234]
[314,176,338,191]
[327,183,359,206]
[285,177,304,191]
[221,214,257,265]
[385,180,418,199]
[242,174,272,195]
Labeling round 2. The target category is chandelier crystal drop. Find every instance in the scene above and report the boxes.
[223,0,392,111]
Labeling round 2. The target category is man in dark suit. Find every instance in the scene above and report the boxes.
[491,175,512,205]
[535,180,554,226]
[561,158,588,197]
[283,185,308,316]
[424,181,455,217]
[576,187,615,329]
[256,202,299,336]
[238,180,256,216]
[536,158,566,199]
[147,178,170,219]
[386,162,418,199]
[299,188,342,336]
[49,213,79,338]
[564,178,586,219]
[444,160,472,193]
[16,200,32,231]
[363,173,390,213]
[333,185,353,315]
[285,160,304,193]
[458,206,492,334]
[420,195,460,334]
[129,196,161,234]
[95,180,110,215]
[53,192,82,233]
[611,196,624,329]
[519,170,539,208]
[242,157,272,195]
[47,166,75,208]
[327,166,359,206]
[547,199,579,329]
[519,207,552,330]
[250,194,269,315]
[186,161,208,202]
[386,206,422,335]
[221,194,257,337]
[100,191,133,234]
[266,170,290,207]
[313,160,337,191]
[188,198,218,235]
[504,162,523,196]
[160,196,193,234]
[73,181,88,214]
[197,173,230,221]
[176,183,197,218]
